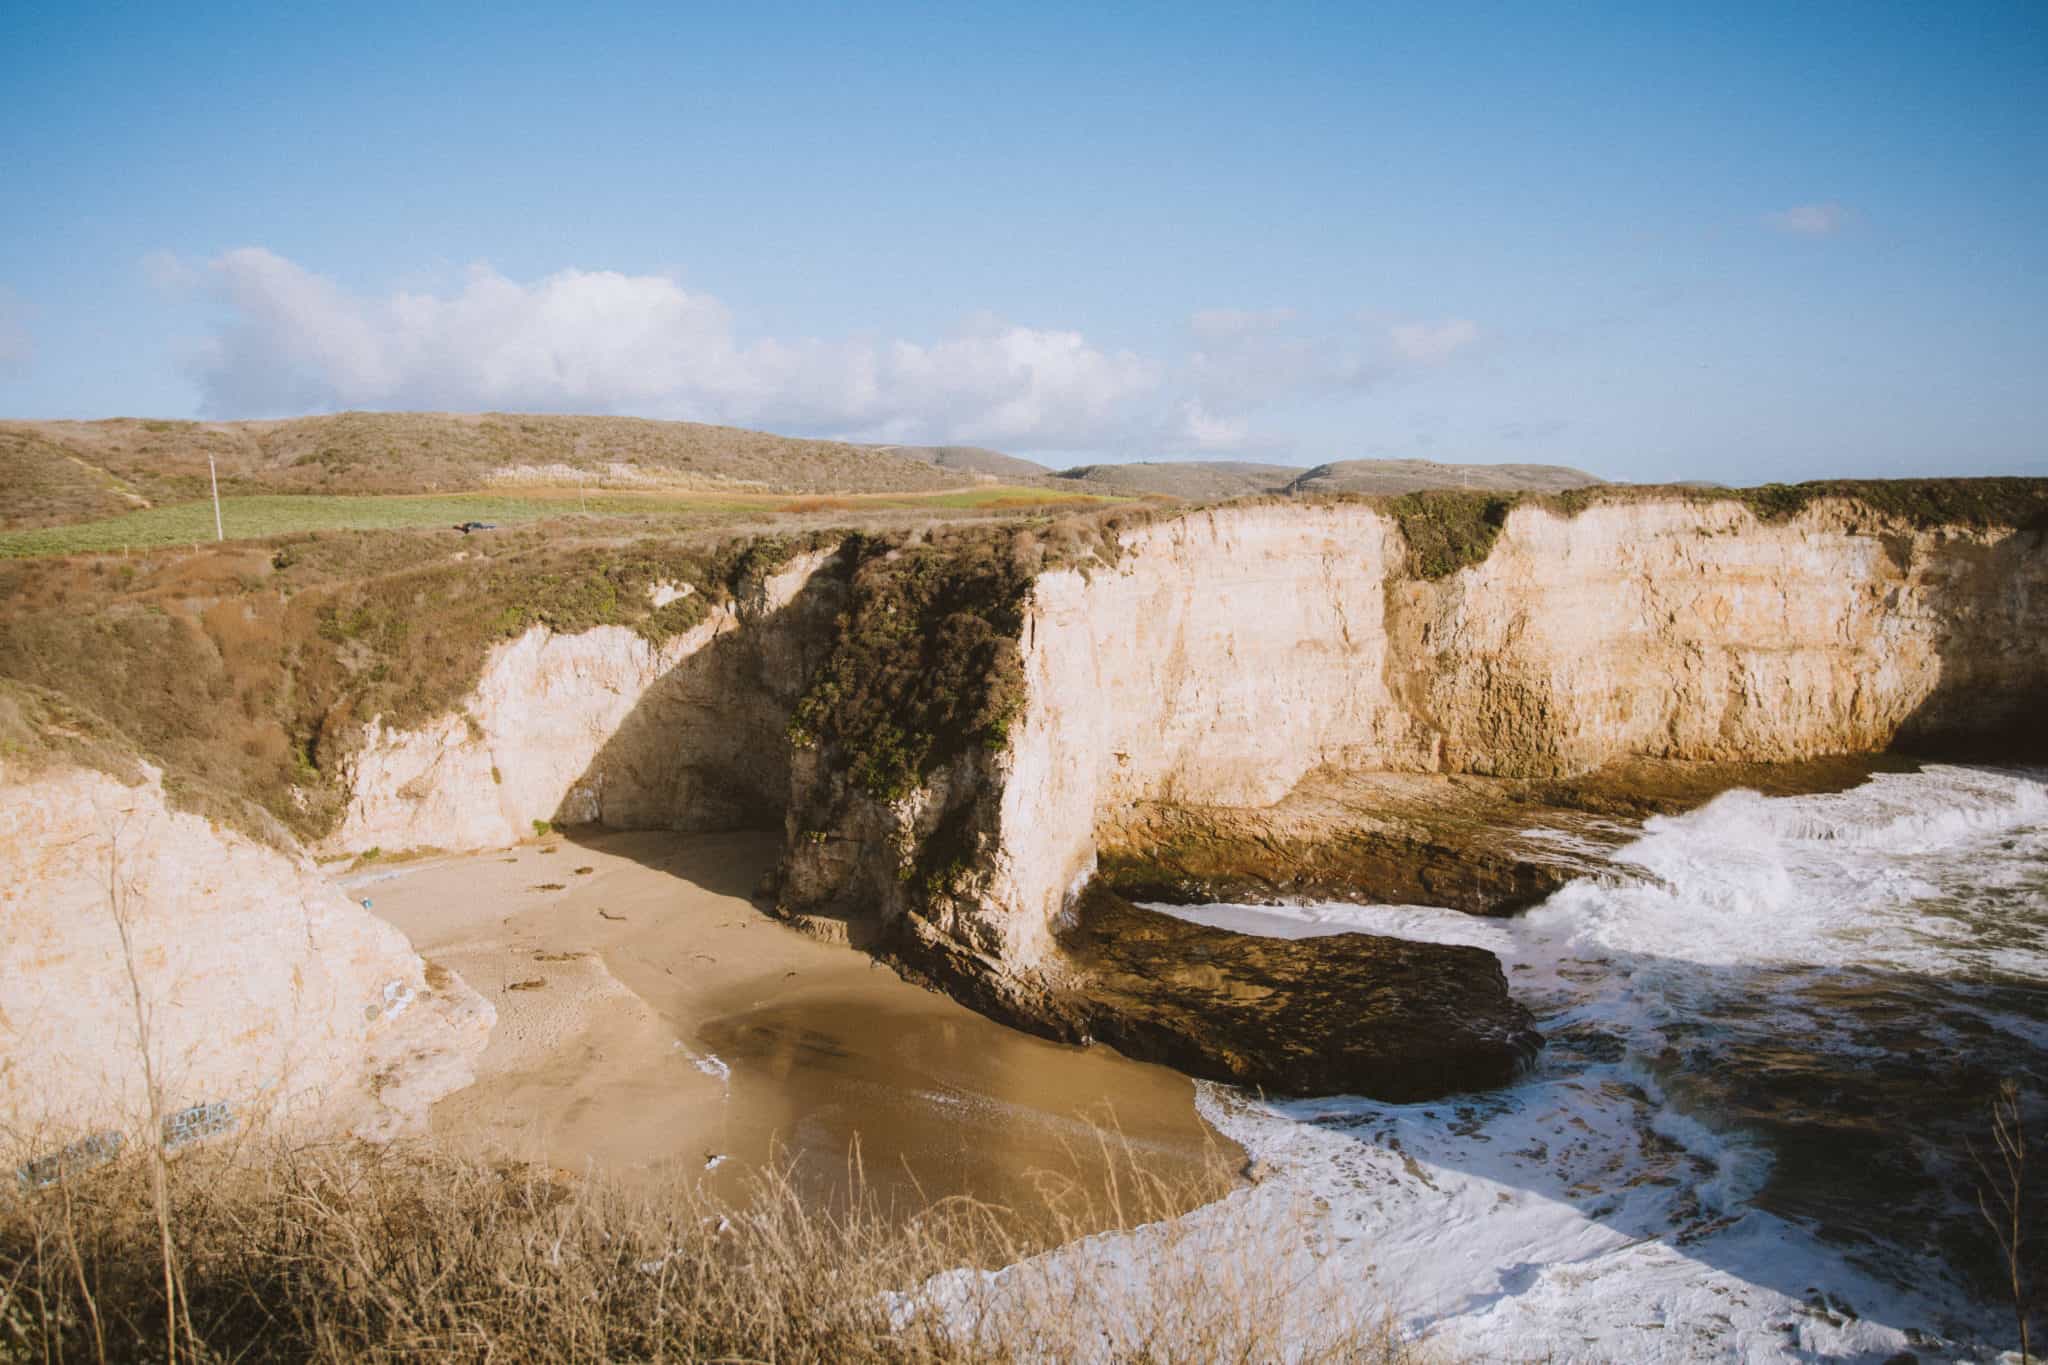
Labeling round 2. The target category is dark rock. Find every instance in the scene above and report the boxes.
[881,887,1541,1103]
[1095,758,1907,916]
[1057,889,1541,1101]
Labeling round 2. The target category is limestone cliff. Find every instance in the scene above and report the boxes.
[0,756,491,1159]
[774,494,2045,1092]
[5,487,2041,1119]
[903,498,2044,972]
[328,548,842,855]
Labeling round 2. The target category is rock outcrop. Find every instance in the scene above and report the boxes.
[1061,889,1541,1101]
[777,495,2046,1096]
[329,548,842,855]
[0,756,491,1161]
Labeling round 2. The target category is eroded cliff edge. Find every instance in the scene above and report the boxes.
[770,490,2047,1096]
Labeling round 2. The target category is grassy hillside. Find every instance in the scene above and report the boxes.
[1049,457,1604,500]
[0,485,1111,558]
[4,411,1611,541]
[1052,461,1305,498]
[1285,458,1603,496]
[876,443,1052,480]
[0,412,984,530]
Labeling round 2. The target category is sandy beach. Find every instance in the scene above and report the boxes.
[341,828,1234,1213]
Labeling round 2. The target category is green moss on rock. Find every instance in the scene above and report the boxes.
[1387,491,1518,580]
[790,528,1036,802]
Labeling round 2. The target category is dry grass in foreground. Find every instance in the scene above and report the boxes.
[1,1135,1435,1364]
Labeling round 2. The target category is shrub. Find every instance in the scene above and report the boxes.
[790,529,1035,802]
[1387,491,1517,580]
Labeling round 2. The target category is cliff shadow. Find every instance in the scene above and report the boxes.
[552,825,784,902]
[551,561,847,852]
[1892,519,2048,762]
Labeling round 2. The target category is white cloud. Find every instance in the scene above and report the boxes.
[1388,318,1481,364]
[171,252,1491,457]
[1766,202,1849,237]
[183,249,1160,448]
[1173,400,1254,451]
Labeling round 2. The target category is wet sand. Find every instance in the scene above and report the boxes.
[343,829,1235,1215]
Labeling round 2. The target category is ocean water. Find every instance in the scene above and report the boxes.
[1038,764,2046,1361]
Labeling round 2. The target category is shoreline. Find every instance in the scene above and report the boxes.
[347,827,1239,1222]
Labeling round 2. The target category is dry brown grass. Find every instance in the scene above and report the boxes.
[0,1133,1433,1364]
[0,499,1141,848]
[0,413,980,530]
[0,433,148,530]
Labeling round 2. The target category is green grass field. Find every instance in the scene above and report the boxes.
[0,485,1115,557]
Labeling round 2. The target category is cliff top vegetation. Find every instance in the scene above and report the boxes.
[1381,477,2048,578]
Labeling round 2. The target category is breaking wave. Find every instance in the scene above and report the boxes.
[1129,763,2048,1361]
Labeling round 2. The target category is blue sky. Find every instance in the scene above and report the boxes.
[1,1,2042,482]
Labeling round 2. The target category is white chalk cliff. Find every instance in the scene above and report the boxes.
[328,548,841,855]
[5,494,2041,1139]
[782,498,2045,974]
[0,760,492,1156]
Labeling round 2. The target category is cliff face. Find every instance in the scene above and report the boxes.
[782,497,2046,987]
[329,495,2043,959]
[0,760,491,1153]
[329,548,842,855]
[1410,498,2037,774]
[8,491,2036,1126]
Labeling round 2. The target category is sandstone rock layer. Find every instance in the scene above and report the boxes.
[0,762,491,1157]
[777,497,2044,1097]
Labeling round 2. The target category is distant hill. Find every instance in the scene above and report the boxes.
[873,444,1051,481]
[1285,459,1604,497]
[1047,457,1604,501]
[0,412,978,531]
[1052,461,1306,499]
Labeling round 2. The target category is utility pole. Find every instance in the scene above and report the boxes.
[208,456,224,541]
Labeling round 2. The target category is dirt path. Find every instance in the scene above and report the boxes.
[343,829,1235,1214]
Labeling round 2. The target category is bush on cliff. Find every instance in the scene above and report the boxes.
[1387,477,2048,581]
[789,528,1035,802]
[1386,491,1517,580]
